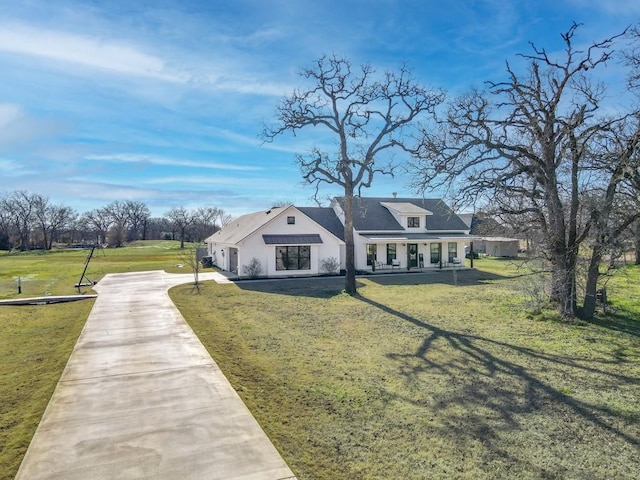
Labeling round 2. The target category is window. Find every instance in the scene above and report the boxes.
[448,242,458,263]
[386,243,396,265]
[366,244,377,266]
[287,216,295,224]
[276,245,310,270]
[430,243,441,264]
[407,216,420,228]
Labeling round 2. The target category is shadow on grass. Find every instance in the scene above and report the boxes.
[234,275,353,298]
[233,269,509,297]
[356,294,640,459]
[585,311,640,338]
[365,269,508,287]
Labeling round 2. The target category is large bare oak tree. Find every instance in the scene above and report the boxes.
[410,24,638,319]
[262,55,444,294]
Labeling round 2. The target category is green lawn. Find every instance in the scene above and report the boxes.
[171,260,640,479]
[0,240,194,299]
[0,301,92,478]
[2,248,638,479]
[0,241,199,479]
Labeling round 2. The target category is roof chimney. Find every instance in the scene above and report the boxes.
[392,192,397,198]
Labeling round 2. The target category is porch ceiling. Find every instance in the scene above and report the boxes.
[359,233,474,241]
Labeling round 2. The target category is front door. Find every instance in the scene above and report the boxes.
[408,243,418,268]
[229,247,238,273]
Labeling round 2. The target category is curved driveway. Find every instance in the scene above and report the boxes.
[16,270,296,480]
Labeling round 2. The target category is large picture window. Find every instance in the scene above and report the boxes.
[276,245,311,270]
[448,242,458,262]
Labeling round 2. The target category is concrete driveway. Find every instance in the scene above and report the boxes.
[16,270,296,480]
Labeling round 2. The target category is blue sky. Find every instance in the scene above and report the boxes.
[0,0,637,217]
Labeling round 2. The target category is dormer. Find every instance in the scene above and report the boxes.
[379,202,433,231]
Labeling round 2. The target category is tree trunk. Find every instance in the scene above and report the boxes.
[41,225,49,251]
[550,252,577,319]
[582,246,603,320]
[635,222,640,265]
[343,185,356,295]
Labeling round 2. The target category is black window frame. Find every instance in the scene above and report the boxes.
[448,242,457,263]
[386,243,396,265]
[366,244,377,266]
[276,245,310,270]
[407,216,420,228]
[287,216,295,225]
[430,243,441,264]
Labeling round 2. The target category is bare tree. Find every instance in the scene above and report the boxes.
[0,198,13,250]
[410,24,632,319]
[0,190,37,250]
[262,55,445,294]
[192,206,224,242]
[32,194,51,249]
[145,217,170,240]
[180,242,204,289]
[580,118,640,317]
[125,200,151,241]
[32,194,77,249]
[81,208,113,245]
[164,206,194,249]
[103,200,131,247]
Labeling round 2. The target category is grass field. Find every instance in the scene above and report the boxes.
[0,241,198,480]
[0,240,194,299]
[1,248,638,479]
[171,259,640,479]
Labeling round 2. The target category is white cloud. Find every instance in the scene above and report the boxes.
[0,23,186,83]
[144,175,274,189]
[84,153,263,171]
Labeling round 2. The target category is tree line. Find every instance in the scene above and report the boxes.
[263,23,640,320]
[0,191,232,251]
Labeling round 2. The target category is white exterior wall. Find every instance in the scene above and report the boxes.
[207,242,234,271]
[238,209,341,277]
[208,207,342,278]
[354,235,467,270]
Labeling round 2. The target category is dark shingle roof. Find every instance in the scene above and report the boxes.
[335,197,469,232]
[297,207,345,241]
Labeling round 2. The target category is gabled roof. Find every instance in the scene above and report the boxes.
[297,207,345,241]
[334,197,469,231]
[205,207,288,244]
[205,206,345,245]
[380,202,432,215]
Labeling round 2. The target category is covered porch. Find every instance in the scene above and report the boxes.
[358,233,473,272]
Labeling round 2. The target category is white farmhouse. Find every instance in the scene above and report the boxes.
[205,197,473,278]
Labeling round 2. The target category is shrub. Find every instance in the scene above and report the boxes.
[320,256,340,275]
[242,257,263,278]
[519,272,548,314]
